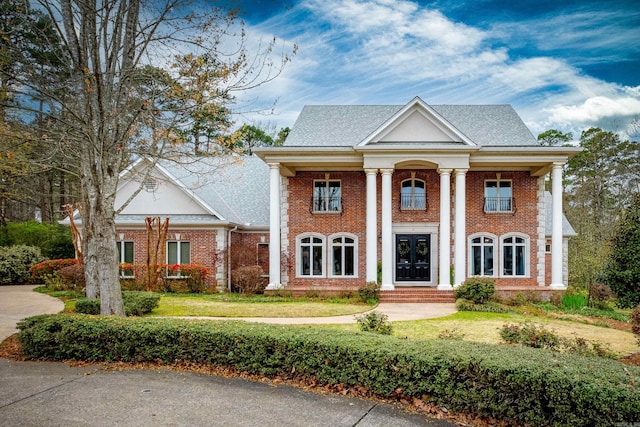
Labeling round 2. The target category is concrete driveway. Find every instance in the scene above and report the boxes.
[0,285,461,426]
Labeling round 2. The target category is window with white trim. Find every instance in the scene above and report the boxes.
[167,241,190,277]
[330,234,357,277]
[502,235,527,276]
[400,176,426,210]
[298,235,325,277]
[469,235,496,276]
[313,178,341,213]
[484,179,513,212]
[117,241,134,278]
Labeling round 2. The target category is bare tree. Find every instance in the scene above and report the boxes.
[4,0,294,314]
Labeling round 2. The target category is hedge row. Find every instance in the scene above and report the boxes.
[75,292,161,316]
[17,315,640,427]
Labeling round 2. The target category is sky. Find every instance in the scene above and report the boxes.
[227,0,640,141]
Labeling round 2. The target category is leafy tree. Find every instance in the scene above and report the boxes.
[5,0,294,314]
[274,126,290,146]
[603,193,640,308]
[562,128,640,289]
[537,129,572,147]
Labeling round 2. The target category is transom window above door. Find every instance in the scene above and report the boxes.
[400,175,427,210]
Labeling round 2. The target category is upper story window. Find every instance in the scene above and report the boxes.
[117,241,134,278]
[401,175,426,210]
[484,178,513,213]
[313,177,341,213]
[167,241,190,277]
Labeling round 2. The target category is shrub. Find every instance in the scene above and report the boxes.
[504,291,541,306]
[30,259,78,281]
[633,305,640,346]
[561,293,588,309]
[59,264,86,289]
[2,220,75,259]
[75,292,160,316]
[454,277,495,304]
[500,322,561,351]
[0,245,44,284]
[588,283,614,309]
[437,328,465,340]
[17,315,640,426]
[231,265,265,294]
[456,299,516,314]
[358,281,380,303]
[355,311,392,335]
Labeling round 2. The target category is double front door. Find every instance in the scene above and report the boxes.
[395,234,431,282]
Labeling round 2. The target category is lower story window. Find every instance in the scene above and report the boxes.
[502,236,526,276]
[330,235,356,277]
[300,236,324,277]
[167,241,190,277]
[470,236,494,276]
[118,241,134,277]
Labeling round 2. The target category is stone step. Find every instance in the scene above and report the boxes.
[380,288,455,303]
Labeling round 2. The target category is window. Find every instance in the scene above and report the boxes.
[330,234,357,277]
[117,241,134,277]
[401,178,426,210]
[502,235,527,276]
[313,179,341,212]
[484,180,513,212]
[299,235,324,277]
[167,241,190,277]
[469,235,495,276]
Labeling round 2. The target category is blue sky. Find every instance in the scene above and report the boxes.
[230,0,640,140]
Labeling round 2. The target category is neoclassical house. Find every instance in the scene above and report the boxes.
[254,97,579,299]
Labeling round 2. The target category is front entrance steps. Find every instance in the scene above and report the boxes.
[380,287,455,303]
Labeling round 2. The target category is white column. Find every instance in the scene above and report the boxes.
[380,169,394,290]
[550,163,565,290]
[454,169,467,288]
[438,169,452,290]
[365,169,378,283]
[266,163,281,289]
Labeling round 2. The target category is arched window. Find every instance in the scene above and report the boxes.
[297,234,325,277]
[501,234,528,277]
[329,234,357,277]
[400,177,426,210]
[469,234,496,277]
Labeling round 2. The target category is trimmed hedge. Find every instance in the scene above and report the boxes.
[75,292,160,316]
[17,315,640,427]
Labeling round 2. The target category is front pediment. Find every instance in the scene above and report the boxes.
[359,96,475,146]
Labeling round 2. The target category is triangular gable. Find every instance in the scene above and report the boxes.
[116,158,226,220]
[358,96,476,146]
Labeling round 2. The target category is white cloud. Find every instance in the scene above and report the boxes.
[546,96,640,123]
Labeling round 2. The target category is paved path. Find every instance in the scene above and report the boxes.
[0,285,64,342]
[0,285,460,426]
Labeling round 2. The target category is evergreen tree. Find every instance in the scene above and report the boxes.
[604,193,640,308]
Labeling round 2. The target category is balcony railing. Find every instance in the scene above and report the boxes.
[311,195,342,213]
[400,193,428,210]
[484,197,515,213]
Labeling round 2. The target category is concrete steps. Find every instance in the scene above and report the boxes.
[380,287,455,303]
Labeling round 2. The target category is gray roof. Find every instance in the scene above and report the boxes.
[158,155,270,227]
[284,104,538,147]
[545,192,577,237]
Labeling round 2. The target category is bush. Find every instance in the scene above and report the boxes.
[561,293,588,309]
[30,259,78,281]
[231,265,265,294]
[1,220,75,259]
[355,311,392,335]
[500,322,561,351]
[633,305,640,346]
[75,292,161,316]
[456,299,517,314]
[59,264,86,289]
[454,277,495,304]
[357,281,380,303]
[437,328,465,340]
[17,315,640,426]
[0,245,44,284]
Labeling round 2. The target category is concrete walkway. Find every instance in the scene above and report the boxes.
[0,285,64,342]
[0,285,461,426]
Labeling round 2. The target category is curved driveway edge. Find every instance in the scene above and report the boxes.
[0,285,64,342]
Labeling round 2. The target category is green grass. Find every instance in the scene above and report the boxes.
[152,294,372,317]
[34,286,83,312]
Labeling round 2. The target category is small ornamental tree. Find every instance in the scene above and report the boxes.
[603,193,640,308]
